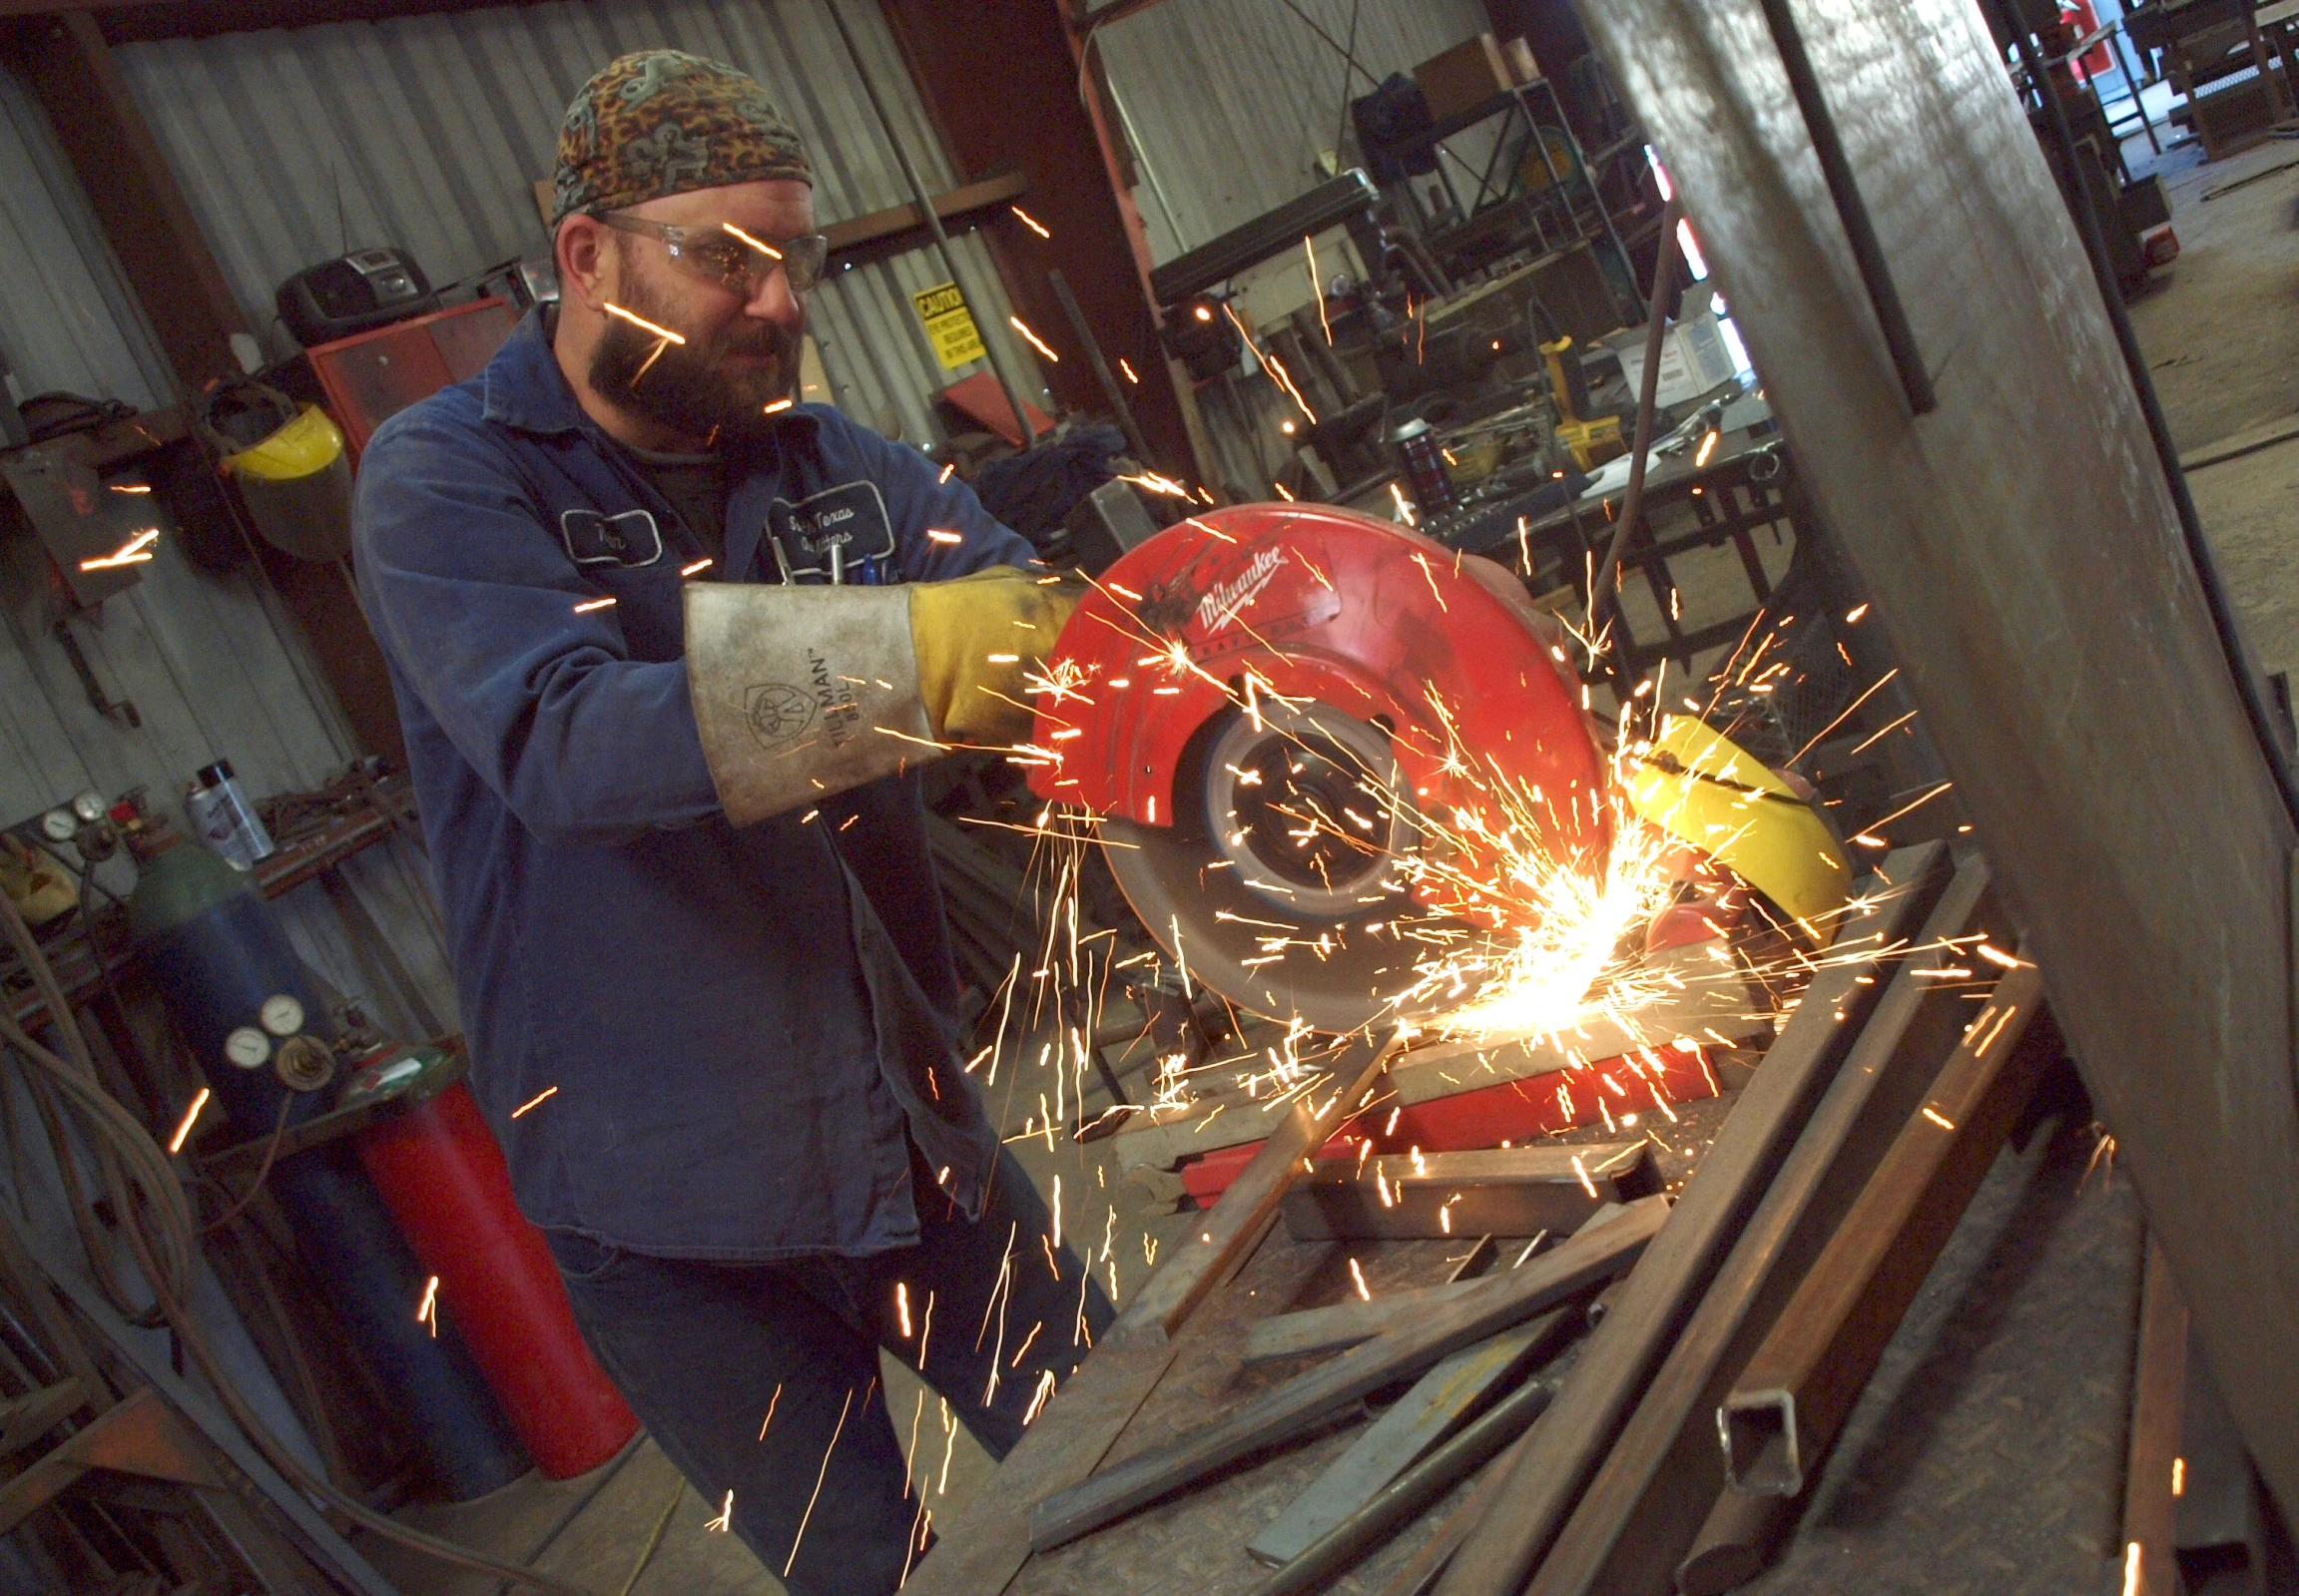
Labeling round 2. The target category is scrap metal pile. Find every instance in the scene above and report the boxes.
[906,500,2065,1594]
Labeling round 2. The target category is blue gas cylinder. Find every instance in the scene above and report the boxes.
[129,839,530,1499]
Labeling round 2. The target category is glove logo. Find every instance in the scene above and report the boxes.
[743,682,817,748]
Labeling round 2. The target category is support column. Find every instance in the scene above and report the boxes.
[876,0,1205,482]
[10,10,248,394]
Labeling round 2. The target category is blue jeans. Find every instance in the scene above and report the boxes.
[548,1146,1112,1595]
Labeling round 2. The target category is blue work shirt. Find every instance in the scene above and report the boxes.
[351,308,1034,1261]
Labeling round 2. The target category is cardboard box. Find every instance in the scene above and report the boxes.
[1415,33,1514,124]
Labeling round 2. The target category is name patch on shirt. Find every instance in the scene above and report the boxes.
[768,481,895,583]
[558,508,665,568]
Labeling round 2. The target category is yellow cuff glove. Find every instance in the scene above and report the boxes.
[908,567,1081,744]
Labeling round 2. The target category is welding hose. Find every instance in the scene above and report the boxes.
[0,890,596,1596]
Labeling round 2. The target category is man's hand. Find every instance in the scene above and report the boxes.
[909,568,1081,744]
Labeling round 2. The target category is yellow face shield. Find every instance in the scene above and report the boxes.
[1622,715,1854,943]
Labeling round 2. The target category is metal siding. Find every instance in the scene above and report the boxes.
[1094,0,1501,264]
[0,475,459,1042]
[0,66,173,411]
[109,0,1046,447]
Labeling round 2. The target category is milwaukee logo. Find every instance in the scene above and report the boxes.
[1197,548,1285,633]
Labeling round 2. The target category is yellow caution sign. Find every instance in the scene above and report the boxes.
[912,281,986,371]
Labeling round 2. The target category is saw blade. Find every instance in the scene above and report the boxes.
[1103,700,1489,1032]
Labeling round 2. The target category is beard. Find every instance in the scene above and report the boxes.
[588,263,803,446]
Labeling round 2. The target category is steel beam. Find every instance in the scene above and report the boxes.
[1572,0,2299,1526]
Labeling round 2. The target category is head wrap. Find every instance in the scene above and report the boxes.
[552,49,812,225]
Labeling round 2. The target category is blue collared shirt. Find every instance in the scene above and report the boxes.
[351,309,1033,1261]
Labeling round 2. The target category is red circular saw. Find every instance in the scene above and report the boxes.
[1025,503,1610,1032]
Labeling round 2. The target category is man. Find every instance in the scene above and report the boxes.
[352,50,1109,1594]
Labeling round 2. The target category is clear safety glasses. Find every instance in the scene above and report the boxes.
[598,213,831,297]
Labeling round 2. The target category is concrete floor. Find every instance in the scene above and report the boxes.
[2128,136,2299,685]
[362,122,2299,1596]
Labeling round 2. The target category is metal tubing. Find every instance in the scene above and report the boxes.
[1587,193,1682,632]
[2119,1238,2188,1596]
[1721,961,2050,1497]
[2108,26,2163,156]
[1449,848,1975,1596]
[1030,1197,1666,1551]
[1047,266,1151,465]
[1533,79,1642,321]
[1991,0,2299,828]
[820,0,1042,449]
[1247,1376,1560,1596]
[1758,0,1936,414]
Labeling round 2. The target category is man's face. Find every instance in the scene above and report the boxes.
[585,179,816,447]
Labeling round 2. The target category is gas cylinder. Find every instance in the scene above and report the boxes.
[346,1050,638,1477]
[129,839,530,1500]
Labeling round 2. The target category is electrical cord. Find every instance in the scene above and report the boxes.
[0,888,595,1596]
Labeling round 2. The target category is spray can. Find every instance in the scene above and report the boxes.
[1391,417,1455,514]
[184,760,275,869]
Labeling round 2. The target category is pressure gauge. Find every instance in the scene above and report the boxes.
[259,993,305,1037]
[224,1026,273,1069]
[70,792,106,824]
[39,808,76,843]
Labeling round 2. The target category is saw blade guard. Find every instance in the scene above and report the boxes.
[1023,504,1609,1029]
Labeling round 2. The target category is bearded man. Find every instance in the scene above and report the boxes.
[351,49,1108,1594]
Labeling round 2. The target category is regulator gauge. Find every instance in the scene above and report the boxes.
[39,808,76,843]
[70,792,106,824]
[224,1026,273,1069]
[259,993,305,1037]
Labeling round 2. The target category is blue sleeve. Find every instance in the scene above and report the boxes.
[351,407,722,845]
[810,410,1038,582]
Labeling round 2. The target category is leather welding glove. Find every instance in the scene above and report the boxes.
[685,567,1079,825]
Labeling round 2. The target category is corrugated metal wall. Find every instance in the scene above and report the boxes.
[0,488,460,1047]
[3,54,454,1048]
[0,65,173,412]
[1093,0,1499,264]
[109,0,1045,447]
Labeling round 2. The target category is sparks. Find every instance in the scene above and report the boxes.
[1117,357,1140,383]
[79,528,159,571]
[167,1087,211,1155]
[763,397,795,414]
[573,596,617,613]
[1009,315,1060,362]
[896,1282,912,1338]
[1010,205,1051,238]
[927,529,964,545]
[416,1275,439,1334]
[1695,429,1720,467]
[681,557,714,576]
[1304,234,1332,343]
[603,301,685,343]
[721,222,781,259]
[1922,1107,1956,1131]
[511,1085,558,1117]
[1348,1258,1372,1302]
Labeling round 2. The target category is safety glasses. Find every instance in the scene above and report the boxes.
[597,213,831,297]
